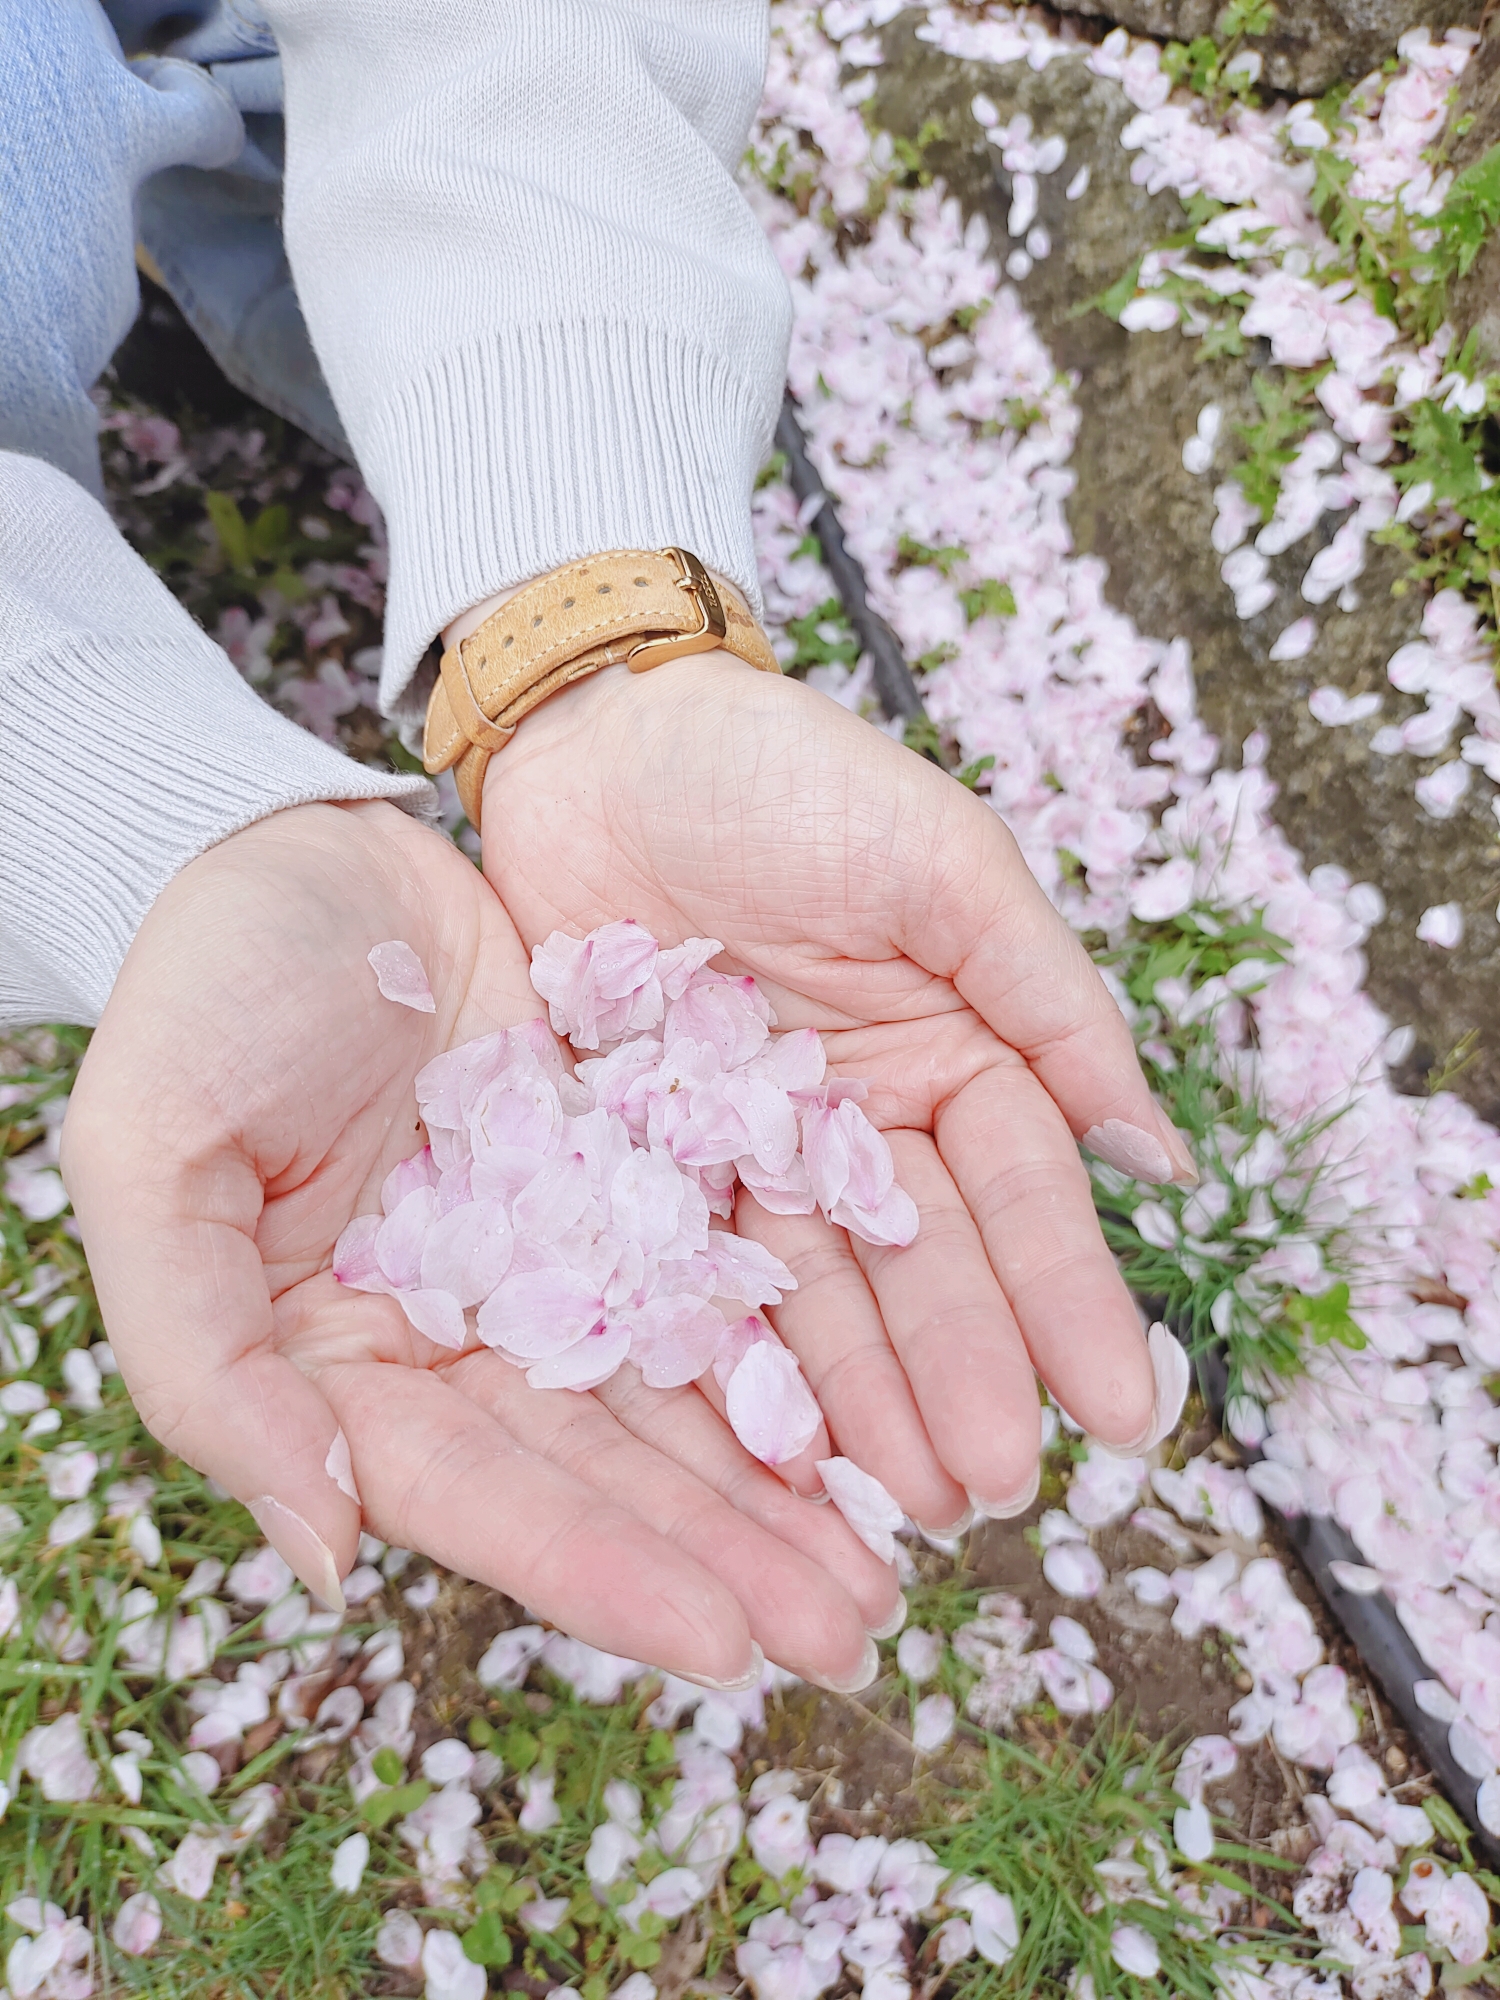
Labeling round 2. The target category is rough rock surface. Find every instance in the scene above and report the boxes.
[874,16,1500,1117]
[1046,0,1483,94]
[1445,20,1500,366]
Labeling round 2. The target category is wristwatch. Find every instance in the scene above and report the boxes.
[422,546,782,829]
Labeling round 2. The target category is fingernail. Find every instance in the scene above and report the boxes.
[1152,1107,1200,1187]
[247,1495,346,1615]
[1082,1119,1174,1185]
[916,1503,974,1541]
[1091,1418,1155,1459]
[674,1642,765,1693]
[867,1593,908,1641]
[809,1636,880,1695]
[969,1460,1040,1520]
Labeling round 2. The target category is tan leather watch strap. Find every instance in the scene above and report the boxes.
[423,547,781,830]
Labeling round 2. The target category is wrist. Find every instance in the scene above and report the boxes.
[427,551,779,832]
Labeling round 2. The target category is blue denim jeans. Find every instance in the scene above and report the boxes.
[114,1,349,455]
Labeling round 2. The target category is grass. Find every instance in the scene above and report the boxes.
[1084,902,1368,1418]
[0,22,1443,1981]
[1,1016,1308,1997]
[926,1729,1304,2000]
[1093,17,1500,660]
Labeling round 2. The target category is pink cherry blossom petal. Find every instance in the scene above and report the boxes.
[477,1269,604,1358]
[112,1891,162,1956]
[397,1288,468,1351]
[1142,1322,1191,1449]
[735,1152,819,1215]
[722,1074,800,1174]
[656,936,724,999]
[381,1147,439,1214]
[375,1186,440,1289]
[627,1298,727,1388]
[419,1199,513,1306]
[817,1456,903,1564]
[368,940,436,1013]
[701,1233,797,1308]
[511,1153,591,1242]
[324,1429,359,1502]
[331,1214,391,1293]
[713,1313,771,1391]
[609,1148,689,1252]
[725,1341,821,1466]
[525,1322,633,1391]
[832,1179,920,1248]
[1041,1540,1106,1599]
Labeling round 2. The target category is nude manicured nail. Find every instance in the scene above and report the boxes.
[675,1643,765,1693]
[1082,1118,1174,1185]
[867,1593,908,1641]
[247,1495,345,1615]
[969,1460,1040,1521]
[810,1636,880,1695]
[1153,1108,1200,1187]
[915,1503,974,1542]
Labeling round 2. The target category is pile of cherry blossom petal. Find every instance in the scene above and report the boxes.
[753,0,1500,1841]
[340,922,915,1478]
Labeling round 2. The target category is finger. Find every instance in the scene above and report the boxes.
[935,1055,1156,1449]
[591,1361,899,1634]
[462,1352,888,1686]
[63,1113,360,1611]
[844,1132,1042,1514]
[691,1318,832,1502]
[320,1356,759,1684]
[734,1192,967,1534]
[895,780,1195,1186]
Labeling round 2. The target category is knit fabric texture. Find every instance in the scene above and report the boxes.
[0,2,788,1027]
[0,454,430,1027]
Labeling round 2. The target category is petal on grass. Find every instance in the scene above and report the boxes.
[112,1891,162,1956]
[331,1831,370,1893]
[367,940,436,1012]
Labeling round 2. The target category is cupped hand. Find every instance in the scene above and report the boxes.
[61,801,895,1691]
[480,658,1195,1533]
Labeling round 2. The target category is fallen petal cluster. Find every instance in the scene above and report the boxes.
[344,924,915,1457]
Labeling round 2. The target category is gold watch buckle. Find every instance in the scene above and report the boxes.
[627,548,728,672]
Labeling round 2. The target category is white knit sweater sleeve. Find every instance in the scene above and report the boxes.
[0,453,431,1029]
[263,0,792,707]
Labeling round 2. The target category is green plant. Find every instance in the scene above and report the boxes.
[1087,904,1360,1406]
[926,1728,1299,1998]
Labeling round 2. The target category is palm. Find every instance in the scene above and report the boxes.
[64,802,893,1687]
[483,657,1166,1525]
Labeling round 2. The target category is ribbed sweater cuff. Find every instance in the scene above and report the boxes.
[366,320,771,702]
[1,633,431,1027]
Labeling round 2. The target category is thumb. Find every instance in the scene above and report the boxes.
[123,55,244,179]
[62,1108,359,1613]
